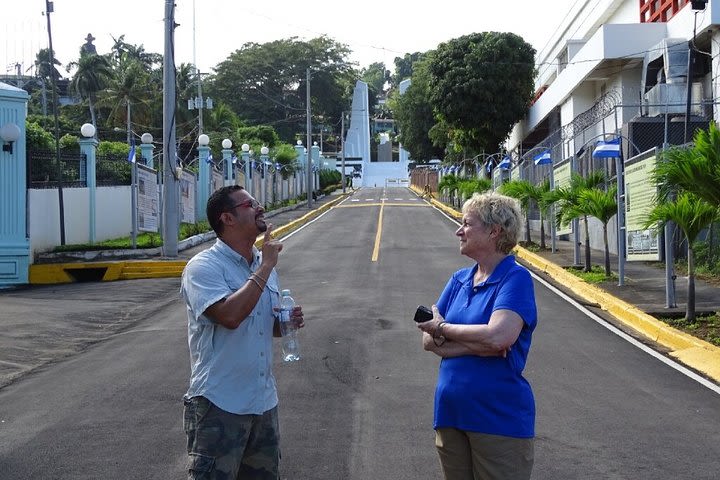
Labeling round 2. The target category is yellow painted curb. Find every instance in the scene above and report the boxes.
[29,260,187,284]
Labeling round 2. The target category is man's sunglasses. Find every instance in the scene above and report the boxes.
[227,199,260,211]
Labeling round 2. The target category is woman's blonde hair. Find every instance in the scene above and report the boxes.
[462,192,522,254]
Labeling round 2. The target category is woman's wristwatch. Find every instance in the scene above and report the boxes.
[433,321,447,347]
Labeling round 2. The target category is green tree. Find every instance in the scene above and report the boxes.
[575,187,618,277]
[427,32,535,153]
[272,143,299,178]
[360,62,389,114]
[644,193,718,321]
[68,52,114,129]
[391,59,444,161]
[438,173,460,197]
[98,54,151,141]
[25,121,55,150]
[499,179,549,246]
[390,52,425,90]
[457,177,492,199]
[551,171,607,272]
[211,37,355,142]
[34,48,62,82]
[654,122,720,207]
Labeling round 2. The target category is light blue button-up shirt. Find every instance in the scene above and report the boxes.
[181,238,280,415]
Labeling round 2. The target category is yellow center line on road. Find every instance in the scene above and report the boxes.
[371,198,385,262]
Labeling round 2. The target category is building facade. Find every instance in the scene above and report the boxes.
[505,0,718,253]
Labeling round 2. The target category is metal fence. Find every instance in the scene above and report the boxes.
[27,149,140,188]
[27,149,86,189]
[96,154,133,186]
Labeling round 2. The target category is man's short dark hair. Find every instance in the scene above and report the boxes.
[207,185,245,235]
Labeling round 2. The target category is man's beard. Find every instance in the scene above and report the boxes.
[256,215,267,232]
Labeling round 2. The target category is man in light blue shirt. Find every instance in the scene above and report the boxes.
[181,185,304,479]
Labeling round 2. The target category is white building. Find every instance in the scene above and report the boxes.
[507,0,718,252]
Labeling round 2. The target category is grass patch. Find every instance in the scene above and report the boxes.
[566,265,618,284]
[661,313,720,347]
[52,221,211,253]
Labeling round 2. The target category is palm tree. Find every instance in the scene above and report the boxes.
[34,48,62,82]
[438,173,460,199]
[644,193,718,322]
[500,179,550,247]
[552,171,606,272]
[457,177,492,200]
[68,53,113,128]
[577,186,618,276]
[655,122,720,207]
[98,56,151,140]
[654,123,720,267]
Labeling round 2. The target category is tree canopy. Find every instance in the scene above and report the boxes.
[389,59,444,162]
[209,36,356,143]
[427,32,535,153]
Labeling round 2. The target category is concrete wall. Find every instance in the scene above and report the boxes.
[28,186,132,256]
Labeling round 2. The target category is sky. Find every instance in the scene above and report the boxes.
[1,0,580,77]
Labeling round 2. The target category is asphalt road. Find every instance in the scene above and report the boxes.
[1,187,719,479]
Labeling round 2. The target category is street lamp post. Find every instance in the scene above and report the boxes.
[341,111,346,193]
[241,143,251,196]
[260,146,269,207]
[197,134,211,221]
[140,133,154,169]
[79,123,97,244]
[221,138,234,186]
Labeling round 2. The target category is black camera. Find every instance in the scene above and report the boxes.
[413,305,434,323]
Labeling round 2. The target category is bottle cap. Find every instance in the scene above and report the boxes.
[281,289,291,296]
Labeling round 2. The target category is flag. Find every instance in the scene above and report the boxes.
[533,150,552,165]
[592,137,621,158]
[485,161,492,174]
[206,153,214,164]
[498,156,511,170]
[127,144,136,163]
[231,154,238,165]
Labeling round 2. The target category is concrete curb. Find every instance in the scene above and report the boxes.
[411,186,720,383]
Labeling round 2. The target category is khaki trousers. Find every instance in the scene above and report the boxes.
[435,428,534,480]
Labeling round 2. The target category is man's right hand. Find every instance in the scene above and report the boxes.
[261,223,283,268]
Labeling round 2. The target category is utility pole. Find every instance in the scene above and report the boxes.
[45,0,66,245]
[306,68,313,209]
[341,112,346,193]
[162,0,179,256]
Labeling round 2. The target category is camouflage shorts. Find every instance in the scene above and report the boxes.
[183,396,280,480]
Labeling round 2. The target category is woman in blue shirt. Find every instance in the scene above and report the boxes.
[418,192,538,480]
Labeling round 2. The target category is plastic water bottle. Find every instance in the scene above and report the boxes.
[279,289,300,362]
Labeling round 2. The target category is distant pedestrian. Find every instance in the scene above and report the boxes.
[181,185,304,479]
[417,191,538,480]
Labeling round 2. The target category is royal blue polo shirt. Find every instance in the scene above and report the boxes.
[435,255,538,438]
